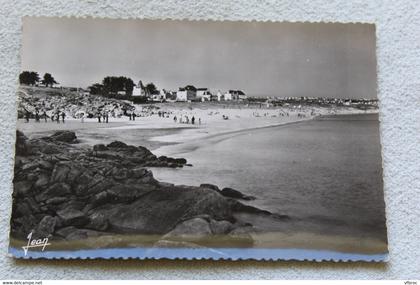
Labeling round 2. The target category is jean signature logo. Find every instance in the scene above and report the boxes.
[22,232,51,256]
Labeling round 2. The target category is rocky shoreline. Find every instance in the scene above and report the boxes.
[11,130,286,249]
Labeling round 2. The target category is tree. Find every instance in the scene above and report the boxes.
[19,71,40,85]
[41,73,58,87]
[101,76,135,97]
[88,83,104,95]
[145,82,158,95]
[124,78,135,96]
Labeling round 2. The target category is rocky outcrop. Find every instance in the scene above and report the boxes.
[10,130,280,248]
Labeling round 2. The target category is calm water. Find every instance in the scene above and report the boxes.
[152,114,387,240]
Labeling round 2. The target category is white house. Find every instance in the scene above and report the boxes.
[224,90,247,101]
[216,90,224,101]
[132,85,144,97]
[196,88,212,102]
[176,85,197,102]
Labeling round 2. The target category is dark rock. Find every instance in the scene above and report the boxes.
[45,197,68,205]
[56,208,88,227]
[49,131,77,143]
[97,186,233,234]
[229,200,272,215]
[15,130,30,156]
[14,202,32,218]
[33,215,57,238]
[34,173,49,189]
[14,181,33,196]
[50,163,70,183]
[220,187,256,201]
[36,182,72,202]
[174,158,187,164]
[86,212,109,231]
[93,144,108,151]
[107,141,128,148]
[162,218,212,242]
[130,167,149,179]
[55,226,102,240]
[200,184,220,192]
[111,167,129,181]
[210,219,233,235]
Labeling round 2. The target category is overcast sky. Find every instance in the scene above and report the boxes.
[22,17,377,98]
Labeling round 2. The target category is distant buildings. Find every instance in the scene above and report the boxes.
[196,88,212,102]
[224,90,247,101]
[176,85,197,102]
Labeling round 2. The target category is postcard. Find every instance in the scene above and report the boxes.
[9,17,387,261]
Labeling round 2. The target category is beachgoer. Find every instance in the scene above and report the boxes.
[35,111,40,122]
[98,113,101,123]
[56,112,60,124]
[81,114,84,123]
[132,113,136,121]
[106,112,109,123]
[61,112,65,123]
[43,111,47,122]
[191,116,195,125]
[199,118,201,125]
[102,113,106,123]
[25,111,30,123]
[173,116,177,122]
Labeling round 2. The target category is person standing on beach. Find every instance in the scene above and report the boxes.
[35,111,40,122]
[191,116,195,125]
[56,111,60,124]
[97,112,101,123]
[173,116,177,123]
[25,110,30,123]
[105,112,109,123]
[128,112,132,121]
[61,111,65,123]
[132,112,136,121]
[42,111,47,122]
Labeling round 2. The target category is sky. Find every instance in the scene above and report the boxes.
[22,17,377,99]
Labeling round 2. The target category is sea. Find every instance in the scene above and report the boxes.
[151,113,387,241]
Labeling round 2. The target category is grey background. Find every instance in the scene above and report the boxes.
[0,0,419,280]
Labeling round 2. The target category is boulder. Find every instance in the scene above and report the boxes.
[209,219,233,235]
[34,173,50,189]
[56,208,88,227]
[36,182,72,202]
[199,183,220,192]
[96,186,233,235]
[33,215,57,238]
[107,141,128,148]
[15,130,30,156]
[49,131,77,143]
[93,144,108,152]
[14,181,33,196]
[86,212,109,231]
[162,217,212,242]
[50,163,70,183]
[220,187,256,201]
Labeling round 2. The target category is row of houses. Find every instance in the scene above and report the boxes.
[131,84,247,103]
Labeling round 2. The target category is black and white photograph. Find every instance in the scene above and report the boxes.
[9,17,387,261]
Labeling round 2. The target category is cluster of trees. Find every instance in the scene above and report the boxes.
[88,77,159,102]
[19,71,58,87]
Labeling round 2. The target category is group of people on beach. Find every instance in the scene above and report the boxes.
[24,109,66,123]
[95,111,110,123]
[173,115,201,125]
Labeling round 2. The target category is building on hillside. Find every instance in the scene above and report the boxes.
[196,88,212,102]
[216,90,224,101]
[224,90,247,101]
[176,85,197,102]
